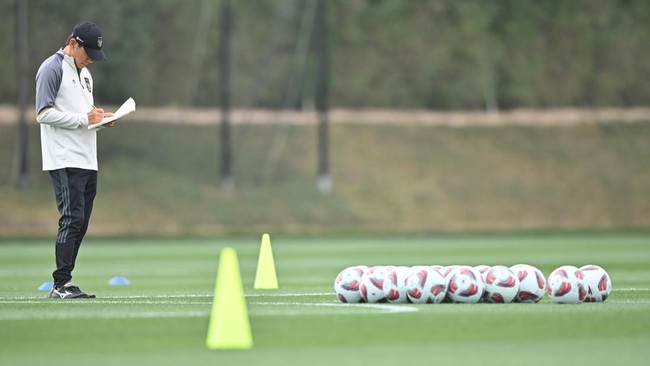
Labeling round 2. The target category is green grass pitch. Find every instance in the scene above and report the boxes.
[1,233,649,366]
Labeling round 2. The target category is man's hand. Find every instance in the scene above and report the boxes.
[87,108,105,124]
[87,108,115,127]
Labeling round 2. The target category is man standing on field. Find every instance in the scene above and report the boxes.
[35,21,114,299]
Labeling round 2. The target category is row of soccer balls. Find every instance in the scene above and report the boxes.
[334,264,612,304]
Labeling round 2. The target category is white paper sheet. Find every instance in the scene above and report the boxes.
[87,97,136,130]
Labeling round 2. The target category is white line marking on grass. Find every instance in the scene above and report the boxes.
[0,291,334,303]
[0,298,418,320]
[106,294,212,299]
[245,292,333,297]
[613,288,650,292]
[0,299,209,305]
[95,293,332,299]
[0,295,211,302]
[0,310,210,321]
[607,299,650,304]
[251,301,419,315]
[1,288,647,305]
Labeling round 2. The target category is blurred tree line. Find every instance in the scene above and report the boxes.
[1,0,649,110]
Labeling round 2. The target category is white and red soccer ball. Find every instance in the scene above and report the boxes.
[446,266,485,303]
[430,265,445,275]
[334,266,367,303]
[510,264,546,303]
[382,266,413,303]
[359,266,394,303]
[406,266,448,304]
[474,265,491,278]
[441,265,459,279]
[483,265,520,303]
[580,264,612,302]
[547,265,586,304]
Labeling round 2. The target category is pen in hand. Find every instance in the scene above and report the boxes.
[87,106,112,126]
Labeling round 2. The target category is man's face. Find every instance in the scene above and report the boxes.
[70,40,93,69]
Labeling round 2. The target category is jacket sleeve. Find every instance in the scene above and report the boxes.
[36,107,88,128]
[35,62,88,129]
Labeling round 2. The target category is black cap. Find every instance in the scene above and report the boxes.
[72,21,106,61]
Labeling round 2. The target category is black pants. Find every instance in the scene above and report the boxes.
[49,168,97,288]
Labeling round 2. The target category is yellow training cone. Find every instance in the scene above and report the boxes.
[254,233,279,289]
[206,247,253,350]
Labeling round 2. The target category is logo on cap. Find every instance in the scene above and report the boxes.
[97,37,103,48]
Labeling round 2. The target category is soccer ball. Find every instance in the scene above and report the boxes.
[383,266,414,303]
[359,266,394,303]
[446,266,485,303]
[441,265,459,279]
[483,265,520,303]
[471,265,491,303]
[580,265,612,302]
[430,265,445,275]
[406,266,447,304]
[440,265,460,303]
[430,265,444,278]
[474,265,491,277]
[547,265,586,304]
[334,266,367,303]
[510,264,546,303]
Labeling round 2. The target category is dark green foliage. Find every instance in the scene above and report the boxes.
[1,0,650,109]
